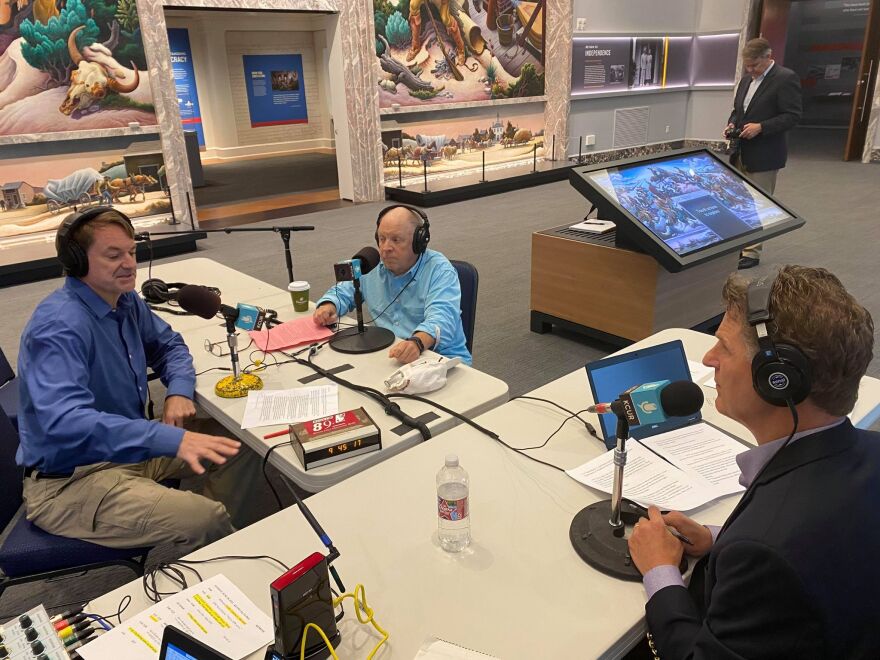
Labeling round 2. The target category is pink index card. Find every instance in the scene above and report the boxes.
[248,317,334,351]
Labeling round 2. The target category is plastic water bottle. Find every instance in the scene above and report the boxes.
[437,454,470,552]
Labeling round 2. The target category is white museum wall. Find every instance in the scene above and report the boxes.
[568,91,690,153]
[568,0,747,154]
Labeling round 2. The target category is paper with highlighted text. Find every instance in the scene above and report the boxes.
[79,574,272,660]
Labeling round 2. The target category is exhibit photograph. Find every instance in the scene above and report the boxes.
[374,0,545,109]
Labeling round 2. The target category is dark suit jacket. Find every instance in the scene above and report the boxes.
[645,420,880,659]
[728,63,802,172]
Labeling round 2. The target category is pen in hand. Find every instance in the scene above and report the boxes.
[666,526,693,546]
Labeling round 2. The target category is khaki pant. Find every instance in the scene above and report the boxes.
[22,457,238,553]
[734,155,779,260]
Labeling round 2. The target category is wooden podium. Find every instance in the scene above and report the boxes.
[530,226,737,344]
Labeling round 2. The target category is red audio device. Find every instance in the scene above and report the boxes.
[268,552,340,659]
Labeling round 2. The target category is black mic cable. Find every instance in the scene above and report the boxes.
[281,346,432,440]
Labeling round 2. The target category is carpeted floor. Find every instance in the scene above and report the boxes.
[193,152,339,208]
[0,127,878,618]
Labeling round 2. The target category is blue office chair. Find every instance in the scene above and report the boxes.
[450,260,479,354]
[0,406,152,603]
[0,345,18,429]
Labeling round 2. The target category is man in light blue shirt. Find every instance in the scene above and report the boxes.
[313,205,471,365]
[18,208,240,552]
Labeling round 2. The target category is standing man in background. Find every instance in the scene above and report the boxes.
[725,37,802,270]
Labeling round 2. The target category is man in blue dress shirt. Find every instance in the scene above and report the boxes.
[313,205,471,365]
[628,266,880,659]
[17,209,241,552]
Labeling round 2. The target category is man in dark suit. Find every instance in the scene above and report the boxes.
[629,265,880,659]
[725,38,802,269]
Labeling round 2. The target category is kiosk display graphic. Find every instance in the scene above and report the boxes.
[0,0,156,137]
[168,28,205,146]
[569,149,805,272]
[374,0,545,109]
[243,54,308,127]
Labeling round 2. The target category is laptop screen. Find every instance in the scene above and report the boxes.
[164,644,200,660]
[586,340,699,448]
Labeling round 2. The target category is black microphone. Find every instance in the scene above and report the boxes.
[177,285,263,395]
[329,247,395,354]
[351,246,380,275]
[587,380,703,427]
[177,284,221,319]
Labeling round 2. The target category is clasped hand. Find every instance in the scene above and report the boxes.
[628,506,714,575]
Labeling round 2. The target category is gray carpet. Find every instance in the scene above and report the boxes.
[194,152,339,207]
[1,128,878,618]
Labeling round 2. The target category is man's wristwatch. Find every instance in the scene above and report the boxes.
[407,335,425,354]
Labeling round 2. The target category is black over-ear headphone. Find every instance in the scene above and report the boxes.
[375,204,431,255]
[746,275,812,406]
[56,206,135,277]
[141,279,189,304]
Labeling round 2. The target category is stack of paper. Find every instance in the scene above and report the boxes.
[241,385,339,429]
[567,422,748,511]
[249,317,334,352]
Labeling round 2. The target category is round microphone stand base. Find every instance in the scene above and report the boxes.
[215,373,264,398]
[569,500,687,581]
[329,326,395,354]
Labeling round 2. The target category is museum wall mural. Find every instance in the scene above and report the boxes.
[382,107,544,182]
[0,0,156,136]
[0,142,170,240]
[374,0,545,109]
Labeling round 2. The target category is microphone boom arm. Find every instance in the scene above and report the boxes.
[144,225,315,283]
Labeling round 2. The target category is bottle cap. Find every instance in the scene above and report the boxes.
[445,454,459,468]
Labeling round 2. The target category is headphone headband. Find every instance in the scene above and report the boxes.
[56,206,135,277]
[746,274,812,406]
[375,204,431,254]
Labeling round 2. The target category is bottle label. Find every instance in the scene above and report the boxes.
[438,495,468,521]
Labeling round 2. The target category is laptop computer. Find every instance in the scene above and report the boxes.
[585,339,701,449]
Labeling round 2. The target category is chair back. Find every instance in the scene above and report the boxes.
[0,406,23,531]
[0,345,13,387]
[450,260,479,354]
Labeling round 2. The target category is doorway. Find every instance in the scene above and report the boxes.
[758,0,879,161]
[163,8,348,227]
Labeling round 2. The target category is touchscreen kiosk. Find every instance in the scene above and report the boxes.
[569,149,804,271]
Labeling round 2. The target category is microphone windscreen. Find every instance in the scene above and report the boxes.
[660,380,705,417]
[177,284,221,319]
[352,246,380,274]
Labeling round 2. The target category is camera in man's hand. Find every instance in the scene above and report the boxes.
[725,125,743,139]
